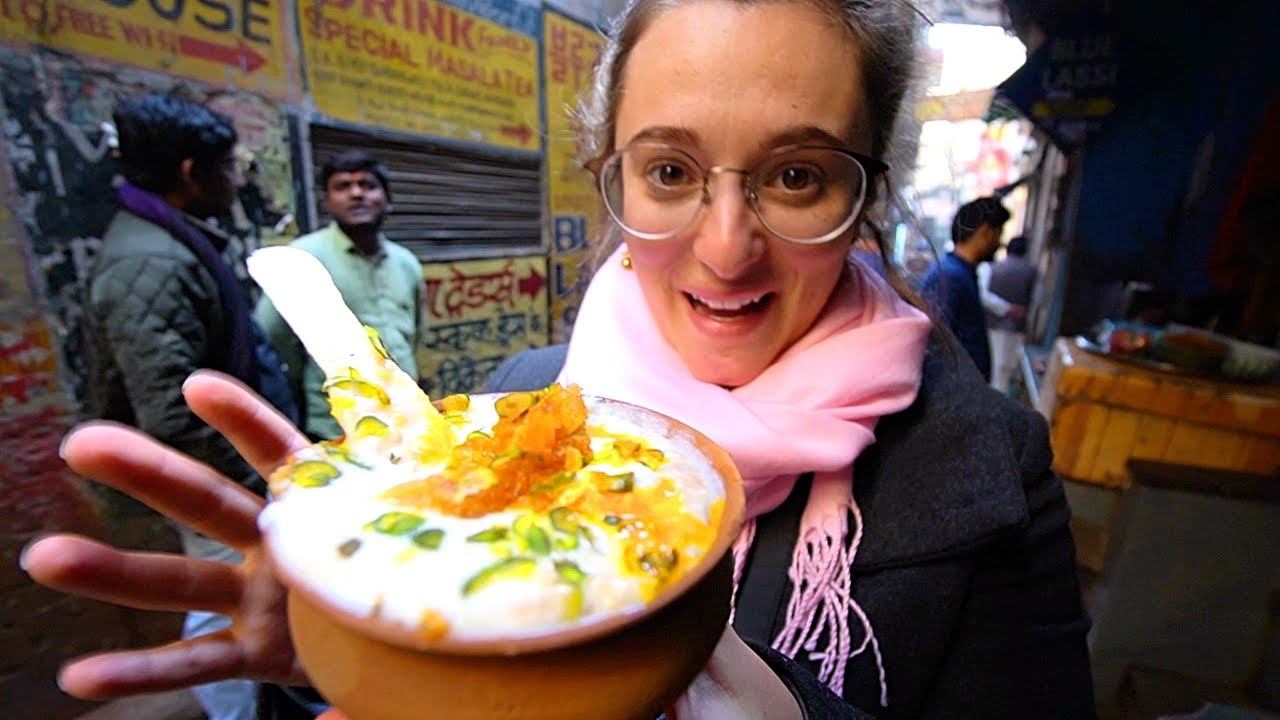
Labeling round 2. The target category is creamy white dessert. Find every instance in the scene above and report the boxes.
[247,247,725,643]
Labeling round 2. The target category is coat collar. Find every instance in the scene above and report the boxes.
[851,334,1030,570]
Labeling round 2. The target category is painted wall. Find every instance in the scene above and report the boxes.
[419,255,550,396]
[0,49,307,694]
[0,48,300,401]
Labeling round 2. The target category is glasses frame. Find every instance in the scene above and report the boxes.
[586,143,889,245]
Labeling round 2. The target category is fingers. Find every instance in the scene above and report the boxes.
[183,371,309,481]
[58,630,251,700]
[61,423,265,548]
[22,535,244,614]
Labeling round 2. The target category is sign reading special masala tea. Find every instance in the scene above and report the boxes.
[300,0,542,151]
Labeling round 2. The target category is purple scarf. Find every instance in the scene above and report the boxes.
[115,181,259,388]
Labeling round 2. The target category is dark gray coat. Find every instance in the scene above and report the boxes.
[84,210,257,486]
[485,337,1096,719]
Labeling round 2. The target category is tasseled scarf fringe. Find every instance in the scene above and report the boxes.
[729,496,888,707]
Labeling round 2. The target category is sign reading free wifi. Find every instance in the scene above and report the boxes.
[0,0,299,99]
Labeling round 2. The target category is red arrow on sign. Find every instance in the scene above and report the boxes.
[499,123,533,146]
[177,35,267,74]
[518,267,546,298]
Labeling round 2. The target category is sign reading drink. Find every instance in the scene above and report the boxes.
[302,0,541,151]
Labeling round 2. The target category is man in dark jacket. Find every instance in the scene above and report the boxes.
[82,92,297,720]
[920,196,1010,381]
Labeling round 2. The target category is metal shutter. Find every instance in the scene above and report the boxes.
[309,124,543,260]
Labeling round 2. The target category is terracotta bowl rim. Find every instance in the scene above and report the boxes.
[267,392,746,657]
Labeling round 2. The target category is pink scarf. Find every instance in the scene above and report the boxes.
[559,247,931,701]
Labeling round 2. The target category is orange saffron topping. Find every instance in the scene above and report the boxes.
[382,384,594,518]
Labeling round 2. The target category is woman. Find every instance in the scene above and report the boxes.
[22,0,1096,717]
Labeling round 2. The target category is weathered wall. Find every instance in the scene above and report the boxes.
[0,4,301,715]
[0,44,301,719]
[0,48,300,399]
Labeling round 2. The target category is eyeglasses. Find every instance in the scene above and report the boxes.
[587,143,888,245]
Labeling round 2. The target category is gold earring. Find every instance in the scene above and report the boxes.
[621,252,633,270]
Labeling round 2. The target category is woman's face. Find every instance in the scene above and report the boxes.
[614,0,872,387]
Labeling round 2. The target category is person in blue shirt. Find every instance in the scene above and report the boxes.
[920,197,1010,381]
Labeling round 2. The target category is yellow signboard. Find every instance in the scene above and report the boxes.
[302,0,541,151]
[0,0,297,98]
[542,9,602,343]
[915,89,995,123]
[418,255,549,396]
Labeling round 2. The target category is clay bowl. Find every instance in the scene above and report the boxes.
[271,394,745,720]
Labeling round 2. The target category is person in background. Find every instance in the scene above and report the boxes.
[981,235,1037,393]
[920,196,1011,381]
[80,92,298,720]
[25,2,1095,718]
[255,149,423,441]
[237,156,291,235]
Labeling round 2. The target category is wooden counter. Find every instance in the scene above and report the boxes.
[1037,337,1280,487]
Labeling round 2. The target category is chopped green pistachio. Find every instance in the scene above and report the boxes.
[337,538,361,557]
[467,526,509,543]
[324,377,390,405]
[530,471,574,494]
[439,394,471,413]
[490,448,523,469]
[639,448,666,470]
[292,460,341,488]
[354,416,390,439]
[524,526,551,555]
[412,528,445,550]
[639,548,680,578]
[461,557,537,596]
[368,512,425,535]
[494,391,537,418]
[604,472,635,493]
[321,443,372,470]
[364,326,391,359]
[602,514,622,526]
[563,584,584,620]
[549,507,580,534]
[554,559,586,584]
[512,514,550,555]
[512,514,536,536]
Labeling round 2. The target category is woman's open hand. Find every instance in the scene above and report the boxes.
[20,371,310,699]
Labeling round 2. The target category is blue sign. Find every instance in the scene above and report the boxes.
[997,29,1121,150]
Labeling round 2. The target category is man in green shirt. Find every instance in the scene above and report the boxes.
[256,149,423,440]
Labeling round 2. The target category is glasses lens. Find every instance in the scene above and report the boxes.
[752,148,867,243]
[601,144,705,240]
